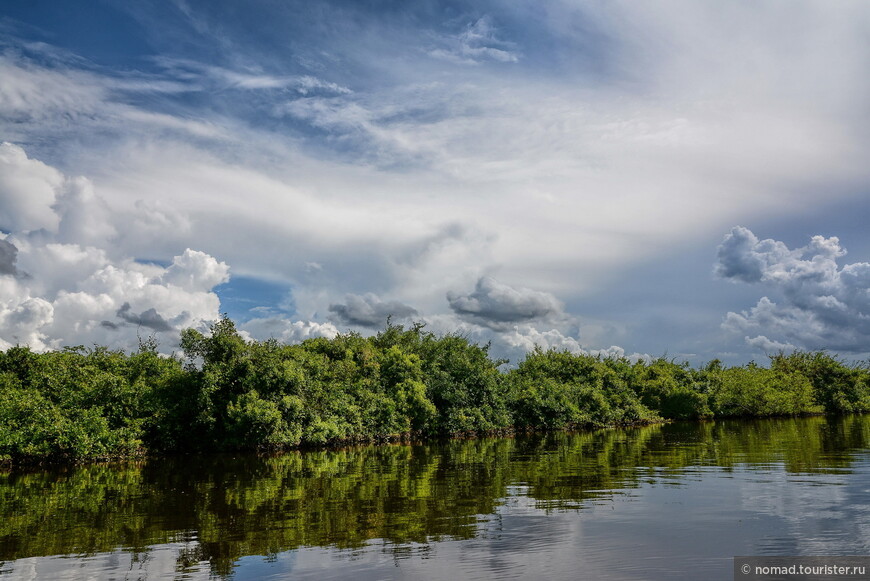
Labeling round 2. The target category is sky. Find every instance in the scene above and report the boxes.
[1,0,870,365]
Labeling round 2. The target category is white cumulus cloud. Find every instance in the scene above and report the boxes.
[0,142,63,233]
[240,317,339,343]
[0,144,231,352]
[717,226,870,353]
[163,249,230,292]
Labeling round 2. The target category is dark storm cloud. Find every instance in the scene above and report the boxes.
[328,293,418,328]
[116,302,174,332]
[715,226,769,283]
[0,239,18,275]
[447,276,562,329]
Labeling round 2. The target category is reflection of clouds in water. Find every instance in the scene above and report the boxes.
[468,514,578,580]
[282,516,591,581]
[737,460,870,556]
[2,463,869,581]
[0,542,209,581]
[279,462,870,581]
[3,426,870,581]
[739,468,847,521]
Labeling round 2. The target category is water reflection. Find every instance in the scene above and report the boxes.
[1,416,869,580]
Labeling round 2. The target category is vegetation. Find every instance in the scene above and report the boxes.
[1,317,869,464]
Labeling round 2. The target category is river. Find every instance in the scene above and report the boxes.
[1,415,869,580]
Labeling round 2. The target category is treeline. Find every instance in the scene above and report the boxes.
[1,318,869,463]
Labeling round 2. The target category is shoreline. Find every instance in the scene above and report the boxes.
[3,319,868,467]
[3,411,847,470]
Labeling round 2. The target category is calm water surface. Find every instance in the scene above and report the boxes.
[2,416,870,580]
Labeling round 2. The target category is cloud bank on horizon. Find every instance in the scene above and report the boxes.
[1,0,870,362]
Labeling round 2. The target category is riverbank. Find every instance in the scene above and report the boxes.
[2,318,869,466]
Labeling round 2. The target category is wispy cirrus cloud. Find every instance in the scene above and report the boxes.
[428,16,520,65]
[152,57,352,94]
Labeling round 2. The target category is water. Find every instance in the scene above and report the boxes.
[1,416,869,580]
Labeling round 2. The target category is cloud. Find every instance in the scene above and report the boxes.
[0,145,229,351]
[0,142,63,233]
[115,302,175,333]
[328,293,418,328]
[276,97,371,134]
[3,2,870,365]
[0,142,122,249]
[0,242,227,351]
[0,239,18,276]
[428,16,520,65]
[6,3,870,303]
[715,226,845,285]
[0,137,657,364]
[717,227,870,352]
[500,324,583,354]
[0,54,231,145]
[163,249,230,292]
[125,199,192,249]
[296,75,352,96]
[497,323,651,364]
[447,277,563,330]
[153,57,352,94]
[53,176,118,246]
[1,297,53,347]
[240,317,338,343]
[715,226,777,283]
[0,54,105,126]
[745,335,796,353]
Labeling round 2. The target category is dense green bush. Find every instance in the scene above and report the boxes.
[1,317,869,464]
[769,351,870,413]
[506,349,658,428]
[710,365,819,417]
[0,344,160,461]
[629,358,713,420]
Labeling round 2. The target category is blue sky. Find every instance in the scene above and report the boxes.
[1,0,870,364]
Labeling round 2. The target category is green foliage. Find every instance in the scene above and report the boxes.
[769,351,870,413]
[710,364,820,417]
[632,358,712,420]
[0,344,162,461]
[413,332,510,433]
[380,346,437,433]
[2,317,869,464]
[507,349,658,428]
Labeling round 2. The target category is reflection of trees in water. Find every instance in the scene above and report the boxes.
[0,415,868,577]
